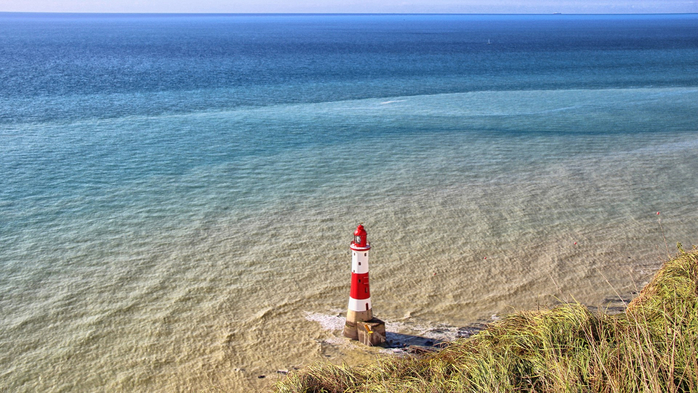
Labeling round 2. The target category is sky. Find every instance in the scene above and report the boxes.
[0,0,696,14]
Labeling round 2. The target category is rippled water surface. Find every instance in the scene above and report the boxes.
[1,13,697,391]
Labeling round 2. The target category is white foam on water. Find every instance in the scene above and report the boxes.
[305,312,346,332]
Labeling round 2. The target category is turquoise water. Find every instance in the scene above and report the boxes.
[1,14,698,391]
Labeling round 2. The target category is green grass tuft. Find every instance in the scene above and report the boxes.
[275,248,698,393]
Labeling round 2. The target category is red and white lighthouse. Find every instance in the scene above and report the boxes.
[343,224,386,345]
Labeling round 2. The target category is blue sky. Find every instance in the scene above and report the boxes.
[0,0,696,14]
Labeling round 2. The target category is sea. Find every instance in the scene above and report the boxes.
[1,13,697,391]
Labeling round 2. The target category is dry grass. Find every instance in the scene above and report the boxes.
[274,247,698,393]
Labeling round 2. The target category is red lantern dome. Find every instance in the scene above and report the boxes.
[351,224,370,250]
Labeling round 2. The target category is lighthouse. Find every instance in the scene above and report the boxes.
[343,224,386,346]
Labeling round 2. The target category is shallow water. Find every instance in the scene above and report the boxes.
[1,14,697,391]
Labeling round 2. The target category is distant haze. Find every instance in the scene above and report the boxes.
[1,0,696,14]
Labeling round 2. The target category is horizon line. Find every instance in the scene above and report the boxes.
[1,11,697,16]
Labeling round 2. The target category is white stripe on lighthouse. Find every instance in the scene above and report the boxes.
[351,250,370,274]
[347,297,372,312]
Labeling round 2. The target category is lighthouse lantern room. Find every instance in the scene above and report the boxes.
[343,224,386,346]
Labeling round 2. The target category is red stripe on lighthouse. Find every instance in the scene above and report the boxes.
[350,272,370,299]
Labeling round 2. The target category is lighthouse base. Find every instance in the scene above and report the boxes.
[344,318,386,346]
[343,308,372,340]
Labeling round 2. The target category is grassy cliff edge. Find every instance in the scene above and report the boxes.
[275,247,698,392]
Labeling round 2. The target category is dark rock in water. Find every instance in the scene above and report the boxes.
[456,323,487,338]
[407,345,438,355]
[603,296,631,305]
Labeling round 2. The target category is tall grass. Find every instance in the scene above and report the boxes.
[275,247,698,393]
